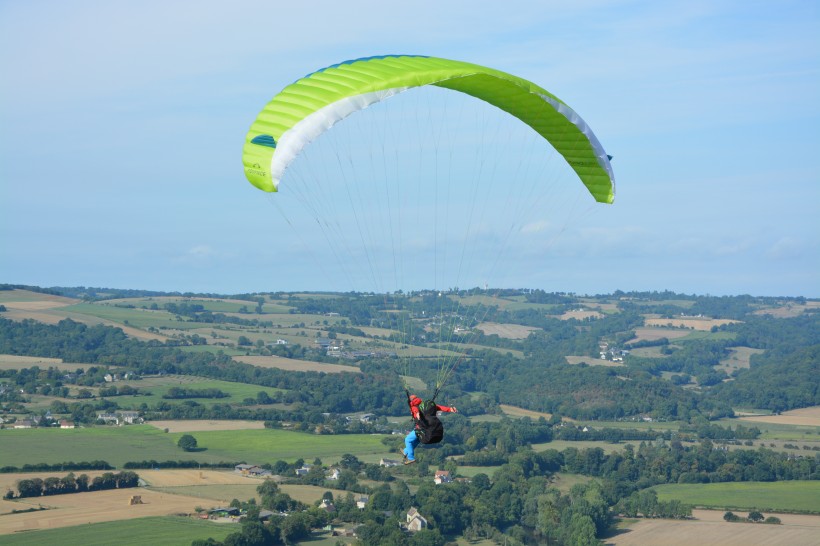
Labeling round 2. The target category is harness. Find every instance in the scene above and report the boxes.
[407,391,445,445]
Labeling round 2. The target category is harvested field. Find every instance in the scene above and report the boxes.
[644,317,740,331]
[499,404,576,422]
[500,404,554,420]
[234,355,360,373]
[606,509,820,546]
[139,469,263,488]
[0,354,82,372]
[739,406,820,427]
[0,488,204,535]
[476,322,540,339]
[753,301,820,318]
[150,484,261,504]
[146,420,267,433]
[0,308,168,342]
[0,290,78,309]
[627,327,692,344]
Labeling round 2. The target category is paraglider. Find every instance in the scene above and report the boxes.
[241,55,616,453]
[402,391,458,464]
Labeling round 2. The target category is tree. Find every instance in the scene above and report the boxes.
[178,434,198,451]
[747,510,764,522]
[724,511,740,522]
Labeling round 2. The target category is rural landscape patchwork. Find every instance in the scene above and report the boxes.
[0,285,817,545]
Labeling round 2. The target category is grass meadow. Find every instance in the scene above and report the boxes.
[97,375,284,409]
[0,426,389,468]
[652,480,820,513]
[0,516,234,546]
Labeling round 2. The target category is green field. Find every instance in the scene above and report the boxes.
[0,426,390,468]
[97,375,283,408]
[149,483,260,503]
[652,480,820,513]
[532,440,628,454]
[0,516,234,546]
[107,296,292,314]
[716,418,820,441]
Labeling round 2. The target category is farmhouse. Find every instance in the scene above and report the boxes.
[434,470,452,484]
[13,419,33,429]
[320,498,336,512]
[120,411,142,424]
[380,458,401,467]
[406,507,428,531]
[327,468,341,480]
[59,419,75,429]
[356,495,369,509]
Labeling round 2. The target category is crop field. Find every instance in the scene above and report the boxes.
[107,296,293,314]
[146,420,267,433]
[475,322,540,339]
[0,289,77,307]
[165,429,390,465]
[139,469,267,504]
[753,300,820,318]
[532,440,627,454]
[627,327,692,344]
[0,515,235,545]
[738,406,820,428]
[278,484,350,505]
[716,346,764,374]
[451,294,558,312]
[234,355,361,373]
[644,317,741,331]
[0,426,389,469]
[0,354,79,372]
[499,404,560,421]
[148,483,260,504]
[94,375,284,408]
[0,426,208,468]
[0,488,207,536]
[559,309,604,321]
[652,481,820,513]
[609,509,820,546]
[571,419,683,431]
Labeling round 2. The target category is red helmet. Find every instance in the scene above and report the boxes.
[409,395,422,406]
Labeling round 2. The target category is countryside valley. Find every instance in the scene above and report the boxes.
[0,285,818,546]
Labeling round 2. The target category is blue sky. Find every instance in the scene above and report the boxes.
[1,0,818,297]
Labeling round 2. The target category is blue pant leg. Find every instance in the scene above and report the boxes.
[404,430,420,461]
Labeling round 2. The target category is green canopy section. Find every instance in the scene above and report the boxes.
[243,55,615,204]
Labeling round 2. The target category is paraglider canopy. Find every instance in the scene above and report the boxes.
[243,54,615,204]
